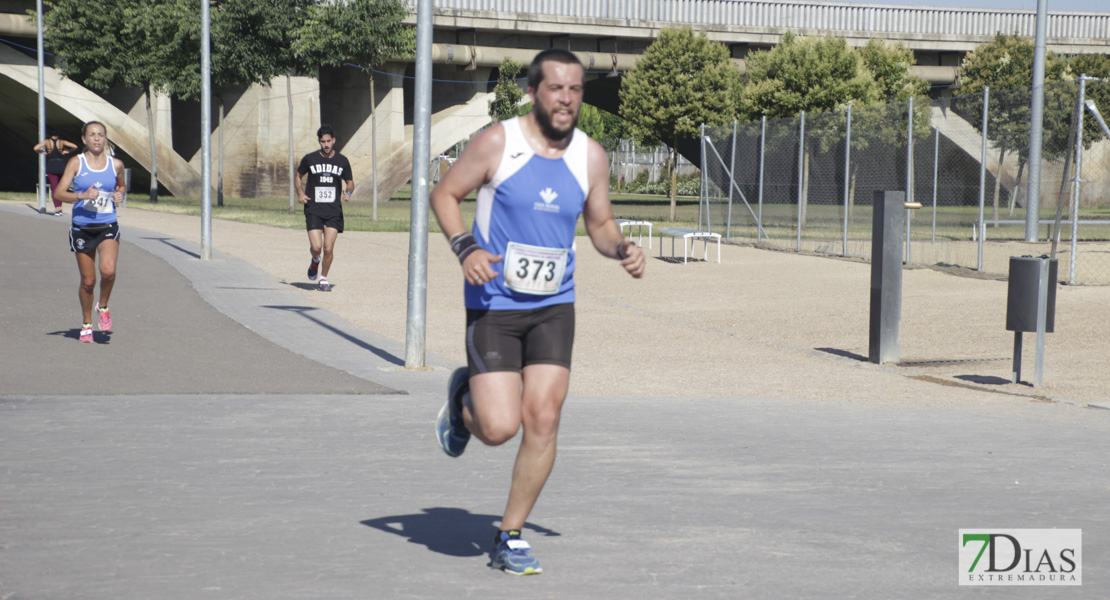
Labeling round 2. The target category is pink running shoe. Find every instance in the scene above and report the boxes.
[96,303,112,332]
[79,324,93,343]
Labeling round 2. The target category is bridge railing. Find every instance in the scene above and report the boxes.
[699,79,1110,285]
[428,0,1110,40]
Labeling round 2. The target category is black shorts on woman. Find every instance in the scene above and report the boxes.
[68,222,120,254]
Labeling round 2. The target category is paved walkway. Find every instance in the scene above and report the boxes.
[2,202,1108,599]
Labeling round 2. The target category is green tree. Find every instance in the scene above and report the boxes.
[738,33,883,227]
[739,32,877,121]
[44,0,199,202]
[576,103,625,151]
[620,26,741,220]
[956,33,1068,219]
[292,0,414,71]
[488,57,526,123]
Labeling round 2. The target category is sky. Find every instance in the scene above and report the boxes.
[839,0,1108,12]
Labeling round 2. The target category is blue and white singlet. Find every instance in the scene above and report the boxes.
[466,117,589,311]
[70,153,119,227]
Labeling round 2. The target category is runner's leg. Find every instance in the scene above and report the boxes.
[320,226,339,278]
[96,239,119,309]
[307,228,323,262]
[500,364,569,531]
[465,365,569,531]
[76,249,97,325]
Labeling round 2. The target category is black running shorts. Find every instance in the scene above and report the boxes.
[69,222,120,254]
[305,212,344,233]
[465,303,575,374]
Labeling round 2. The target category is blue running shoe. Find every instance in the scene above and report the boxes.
[489,530,542,575]
[307,257,319,281]
[436,367,471,457]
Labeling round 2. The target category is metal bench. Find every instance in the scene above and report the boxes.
[658,228,721,264]
[615,218,652,249]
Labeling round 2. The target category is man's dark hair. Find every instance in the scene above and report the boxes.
[317,124,335,139]
[527,49,582,90]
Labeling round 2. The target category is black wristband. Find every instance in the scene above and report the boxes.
[450,232,479,264]
[616,241,627,260]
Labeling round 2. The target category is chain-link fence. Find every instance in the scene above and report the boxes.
[701,79,1110,285]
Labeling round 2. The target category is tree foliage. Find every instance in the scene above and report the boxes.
[576,103,626,151]
[488,57,525,123]
[292,0,414,70]
[956,33,1070,163]
[739,32,877,121]
[620,27,740,146]
[620,26,740,217]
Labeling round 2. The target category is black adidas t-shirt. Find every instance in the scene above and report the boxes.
[297,151,352,217]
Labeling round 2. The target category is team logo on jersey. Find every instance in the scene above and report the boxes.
[534,187,560,213]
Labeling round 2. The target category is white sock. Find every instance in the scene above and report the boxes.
[312,255,321,264]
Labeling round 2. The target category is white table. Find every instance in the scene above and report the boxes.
[659,228,721,264]
[615,219,652,249]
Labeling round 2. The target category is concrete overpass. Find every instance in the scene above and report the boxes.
[1,1,1107,198]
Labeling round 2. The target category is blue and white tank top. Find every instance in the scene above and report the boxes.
[71,153,119,227]
[466,117,589,310]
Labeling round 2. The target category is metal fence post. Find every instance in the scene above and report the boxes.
[842,104,852,257]
[1068,75,1087,285]
[869,191,906,364]
[977,88,989,272]
[905,96,914,263]
[796,111,805,252]
[698,124,706,232]
[758,116,766,243]
[931,126,939,243]
[727,120,738,240]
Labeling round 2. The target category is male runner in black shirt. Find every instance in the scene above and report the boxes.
[296,124,354,291]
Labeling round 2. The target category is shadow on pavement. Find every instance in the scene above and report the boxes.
[361,507,560,557]
[815,347,869,362]
[141,237,201,259]
[263,305,405,366]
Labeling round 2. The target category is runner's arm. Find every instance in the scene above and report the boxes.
[52,156,88,204]
[344,179,354,201]
[294,171,309,204]
[430,125,505,282]
[113,158,126,203]
[582,140,644,278]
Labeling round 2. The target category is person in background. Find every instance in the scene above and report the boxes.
[33,128,78,216]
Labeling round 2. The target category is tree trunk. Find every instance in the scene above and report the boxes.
[668,134,678,222]
[1008,160,1026,217]
[145,86,158,203]
[991,145,1007,226]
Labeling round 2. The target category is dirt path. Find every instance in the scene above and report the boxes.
[106,204,1110,407]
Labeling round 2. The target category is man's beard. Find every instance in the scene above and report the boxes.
[534,102,577,141]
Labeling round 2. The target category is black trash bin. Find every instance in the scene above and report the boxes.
[1006,255,1057,333]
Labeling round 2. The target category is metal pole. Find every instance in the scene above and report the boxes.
[758,115,766,243]
[796,111,805,252]
[1024,0,1049,242]
[287,75,296,215]
[869,191,905,364]
[371,75,378,221]
[842,104,852,257]
[36,0,46,214]
[1068,76,1087,285]
[217,102,224,208]
[405,0,434,368]
[200,0,212,260]
[1033,257,1049,387]
[905,96,914,263]
[698,124,705,232]
[727,120,737,240]
[977,88,989,272]
[931,126,939,243]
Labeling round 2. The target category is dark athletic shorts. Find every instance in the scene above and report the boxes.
[69,222,120,254]
[465,303,575,374]
[306,212,344,233]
